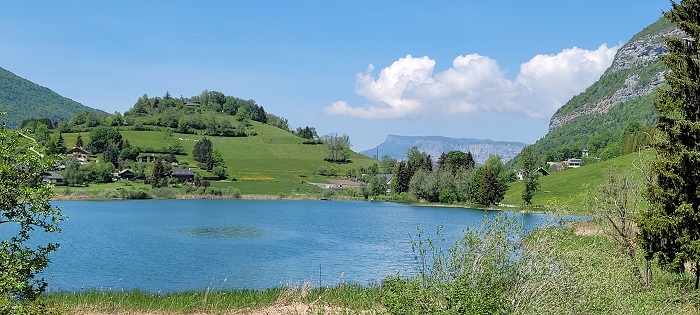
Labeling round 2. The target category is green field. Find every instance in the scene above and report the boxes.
[503,150,650,212]
[58,122,378,196]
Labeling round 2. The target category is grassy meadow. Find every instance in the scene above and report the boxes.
[57,122,377,197]
[502,150,650,213]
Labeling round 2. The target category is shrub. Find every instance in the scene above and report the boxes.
[380,216,521,314]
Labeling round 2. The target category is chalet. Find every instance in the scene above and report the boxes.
[116,169,135,180]
[66,147,91,163]
[171,168,195,182]
[41,171,64,185]
[136,153,161,163]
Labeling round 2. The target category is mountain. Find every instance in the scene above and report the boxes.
[362,134,528,164]
[530,17,679,160]
[0,67,107,128]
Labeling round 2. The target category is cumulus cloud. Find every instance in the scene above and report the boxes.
[323,44,618,119]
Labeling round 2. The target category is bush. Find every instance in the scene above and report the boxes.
[379,216,522,314]
[226,187,242,199]
[119,188,152,199]
[151,188,177,199]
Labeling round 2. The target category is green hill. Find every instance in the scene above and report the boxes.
[0,67,108,128]
[503,151,649,212]
[58,121,377,196]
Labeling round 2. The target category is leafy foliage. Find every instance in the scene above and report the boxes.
[519,146,541,205]
[323,133,351,163]
[0,123,65,302]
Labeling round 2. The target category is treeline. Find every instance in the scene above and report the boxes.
[122,90,281,137]
[345,147,513,207]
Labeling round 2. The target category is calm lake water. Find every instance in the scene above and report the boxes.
[19,200,563,292]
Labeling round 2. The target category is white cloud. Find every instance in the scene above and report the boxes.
[323,44,619,120]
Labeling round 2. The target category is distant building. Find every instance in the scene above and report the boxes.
[66,147,91,163]
[184,101,200,107]
[515,167,550,180]
[136,153,161,163]
[565,158,582,168]
[171,168,195,182]
[41,171,64,185]
[116,169,135,180]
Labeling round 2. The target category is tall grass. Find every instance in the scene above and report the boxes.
[44,284,382,314]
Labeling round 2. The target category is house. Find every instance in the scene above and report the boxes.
[535,167,550,176]
[136,153,161,163]
[184,101,200,107]
[171,168,195,182]
[116,169,135,180]
[565,158,582,168]
[41,171,64,185]
[66,147,91,163]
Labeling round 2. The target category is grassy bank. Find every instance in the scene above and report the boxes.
[43,284,382,315]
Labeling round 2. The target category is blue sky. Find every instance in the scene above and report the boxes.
[0,1,669,151]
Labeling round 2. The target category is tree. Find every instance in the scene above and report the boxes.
[368,175,388,198]
[438,151,475,173]
[0,122,66,301]
[323,133,351,163]
[103,141,120,168]
[55,132,66,154]
[520,146,541,205]
[392,161,411,194]
[193,137,214,170]
[150,156,167,187]
[64,158,87,186]
[637,0,700,290]
[75,133,84,148]
[193,137,213,164]
[87,126,122,153]
[469,156,507,207]
[586,170,647,286]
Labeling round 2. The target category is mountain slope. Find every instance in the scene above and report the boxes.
[0,67,107,128]
[531,17,678,159]
[363,134,528,164]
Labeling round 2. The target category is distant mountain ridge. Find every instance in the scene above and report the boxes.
[0,66,107,128]
[362,134,528,164]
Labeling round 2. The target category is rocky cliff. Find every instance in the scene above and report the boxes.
[548,18,680,132]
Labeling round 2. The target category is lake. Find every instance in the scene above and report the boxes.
[20,200,562,292]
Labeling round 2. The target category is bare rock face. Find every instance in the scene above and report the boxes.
[548,20,682,132]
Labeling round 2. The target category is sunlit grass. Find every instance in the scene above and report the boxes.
[503,150,650,212]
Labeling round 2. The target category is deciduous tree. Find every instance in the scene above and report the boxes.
[520,146,541,205]
[0,121,65,301]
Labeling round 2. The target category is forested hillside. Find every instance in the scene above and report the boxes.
[0,67,107,128]
[527,17,678,163]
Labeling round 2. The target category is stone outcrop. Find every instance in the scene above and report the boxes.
[548,19,681,132]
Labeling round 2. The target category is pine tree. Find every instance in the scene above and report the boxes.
[75,133,83,148]
[56,132,66,154]
[637,0,700,289]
